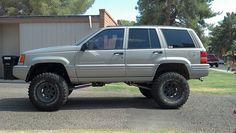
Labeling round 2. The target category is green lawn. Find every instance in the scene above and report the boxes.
[90,70,236,94]
[189,70,236,94]
[91,82,139,93]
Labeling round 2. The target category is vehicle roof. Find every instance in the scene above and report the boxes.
[105,25,191,30]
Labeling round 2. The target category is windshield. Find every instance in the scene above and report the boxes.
[74,29,100,46]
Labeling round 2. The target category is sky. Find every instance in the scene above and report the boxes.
[85,0,139,22]
[205,0,236,25]
[85,0,236,25]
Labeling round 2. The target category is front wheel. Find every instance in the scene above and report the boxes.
[152,72,189,109]
[28,73,69,111]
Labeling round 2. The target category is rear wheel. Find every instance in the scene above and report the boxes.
[215,63,219,67]
[28,73,69,111]
[152,72,189,109]
[139,87,152,99]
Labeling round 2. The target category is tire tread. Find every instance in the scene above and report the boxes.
[28,73,68,111]
[152,72,189,109]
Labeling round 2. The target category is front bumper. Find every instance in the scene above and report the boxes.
[189,64,209,79]
[13,65,30,80]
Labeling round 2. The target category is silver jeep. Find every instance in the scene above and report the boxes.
[14,26,209,111]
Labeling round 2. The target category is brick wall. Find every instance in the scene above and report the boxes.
[99,9,117,27]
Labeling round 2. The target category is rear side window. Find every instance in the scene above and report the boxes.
[161,29,195,48]
[128,29,161,49]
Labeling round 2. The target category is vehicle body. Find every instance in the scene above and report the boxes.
[207,54,219,67]
[14,26,209,111]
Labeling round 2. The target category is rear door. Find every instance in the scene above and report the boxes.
[125,28,165,79]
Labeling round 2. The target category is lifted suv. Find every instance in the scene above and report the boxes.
[14,26,209,111]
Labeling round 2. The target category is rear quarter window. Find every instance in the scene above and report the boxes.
[161,29,195,48]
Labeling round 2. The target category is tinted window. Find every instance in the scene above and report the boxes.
[161,29,195,48]
[87,29,124,50]
[150,29,161,48]
[128,29,161,49]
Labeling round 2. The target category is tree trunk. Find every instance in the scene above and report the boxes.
[232,50,235,62]
[164,0,171,25]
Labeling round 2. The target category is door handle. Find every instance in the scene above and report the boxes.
[114,52,124,55]
[153,51,163,55]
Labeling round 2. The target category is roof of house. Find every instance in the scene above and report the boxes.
[0,15,100,24]
[0,9,117,27]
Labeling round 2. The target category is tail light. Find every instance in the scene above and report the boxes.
[200,51,207,64]
[19,54,25,64]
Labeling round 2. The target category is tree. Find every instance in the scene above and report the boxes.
[136,0,217,38]
[209,12,236,57]
[0,0,95,16]
[118,19,136,26]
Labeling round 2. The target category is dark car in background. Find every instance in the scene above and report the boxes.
[207,54,219,67]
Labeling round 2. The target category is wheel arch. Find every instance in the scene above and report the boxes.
[154,63,190,80]
[26,63,72,85]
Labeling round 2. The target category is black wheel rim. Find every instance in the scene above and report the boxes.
[162,80,183,100]
[36,82,59,103]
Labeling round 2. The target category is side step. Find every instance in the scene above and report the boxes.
[72,83,92,90]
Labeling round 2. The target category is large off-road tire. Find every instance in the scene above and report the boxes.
[139,87,152,99]
[152,72,189,109]
[28,73,69,111]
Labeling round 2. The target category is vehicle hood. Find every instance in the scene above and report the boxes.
[24,45,80,54]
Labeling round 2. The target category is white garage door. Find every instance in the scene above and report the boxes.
[19,23,99,52]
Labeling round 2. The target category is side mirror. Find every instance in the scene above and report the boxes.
[81,43,88,51]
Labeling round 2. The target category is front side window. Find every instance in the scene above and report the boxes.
[128,29,161,49]
[86,29,124,50]
[161,29,195,48]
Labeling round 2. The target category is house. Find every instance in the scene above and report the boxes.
[0,9,117,78]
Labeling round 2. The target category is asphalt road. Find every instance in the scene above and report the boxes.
[0,82,235,133]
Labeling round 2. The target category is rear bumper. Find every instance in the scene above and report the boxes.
[189,64,209,79]
[13,65,30,80]
[208,61,219,64]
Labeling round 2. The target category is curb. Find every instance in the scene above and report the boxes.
[210,68,235,74]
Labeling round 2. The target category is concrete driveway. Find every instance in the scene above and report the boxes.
[0,82,235,133]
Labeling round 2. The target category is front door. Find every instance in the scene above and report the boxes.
[75,28,125,81]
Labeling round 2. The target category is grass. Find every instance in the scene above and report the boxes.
[189,70,236,94]
[91,82,139,93]
[90,70,236,94]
